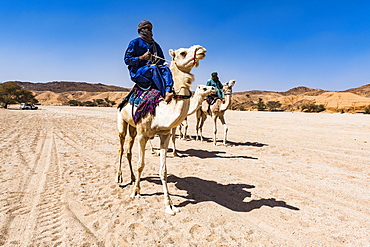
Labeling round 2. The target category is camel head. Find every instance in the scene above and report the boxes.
[223,80,236,94]
[195,85,217,98]
[169,45,207,73]
[168,45,207,94]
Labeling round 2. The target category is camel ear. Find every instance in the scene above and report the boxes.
[169,49,175,59]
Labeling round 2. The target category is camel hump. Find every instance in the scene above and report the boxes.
[201,98,222,114]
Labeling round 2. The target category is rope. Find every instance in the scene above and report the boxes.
[150,54,172,64]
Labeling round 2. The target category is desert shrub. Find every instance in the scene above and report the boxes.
[238,105,246,111]
[68,100,83,106]
[257,98,266,111]
[364,106,370,114]
[104,98,116,107]
[83,101,97,107]
[301,103,326,112]
[266,101,282,111]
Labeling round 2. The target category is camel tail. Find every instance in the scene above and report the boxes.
[117,100,127,111]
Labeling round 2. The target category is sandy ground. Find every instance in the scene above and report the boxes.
[0,105,369,247]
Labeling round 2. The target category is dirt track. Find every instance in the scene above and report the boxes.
[0,106,369,246]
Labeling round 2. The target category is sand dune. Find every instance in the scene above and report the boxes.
[0,106,369,246]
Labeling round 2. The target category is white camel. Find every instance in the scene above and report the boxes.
[195,80,236,145]
[168,85,216,156]
[117,45,207,215]
[178,85,216,140]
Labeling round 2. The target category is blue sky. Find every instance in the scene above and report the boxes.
[1,0,370,92]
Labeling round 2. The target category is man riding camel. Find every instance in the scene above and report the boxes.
[124,20,174,103]
[206,72,224,101]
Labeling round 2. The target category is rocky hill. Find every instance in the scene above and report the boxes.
[9,81,370,113]
[15,81,130,93]
[345,84,370,97]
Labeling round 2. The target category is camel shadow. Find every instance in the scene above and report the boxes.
[226,140,268,147]
[185,136,268,148]
[143,175,299,212]
[176,148,258,159]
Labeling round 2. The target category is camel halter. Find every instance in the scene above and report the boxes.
[173,87,192,99]
[150,47,199,66]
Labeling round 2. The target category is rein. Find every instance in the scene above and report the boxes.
[150,47,199,66]
[173,87,192,99]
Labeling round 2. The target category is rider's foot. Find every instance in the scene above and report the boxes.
[164,92,174,103]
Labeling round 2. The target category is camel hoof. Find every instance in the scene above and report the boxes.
[130,192,141,199]
[165,205,177,215]
[171,205,179,213]
[116,174,123,184]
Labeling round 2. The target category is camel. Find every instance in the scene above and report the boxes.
[117,45,207,215]
[195,80,236,146]
[163,85,216,157]
[178,85,216,140]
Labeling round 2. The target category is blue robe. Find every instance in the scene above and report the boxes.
[206,78,224,99]
[124,37,173,97]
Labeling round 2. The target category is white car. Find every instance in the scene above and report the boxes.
[20,103,38,110]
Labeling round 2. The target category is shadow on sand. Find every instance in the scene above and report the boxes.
[175,148,258,159]
[142,175,299,212]
[184,135,268,147]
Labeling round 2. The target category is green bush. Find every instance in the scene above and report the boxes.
[257,98,266,111]
[266,101,282,111]
[68,100,83,106]
[301,103,326,113]
[364,106,370,114]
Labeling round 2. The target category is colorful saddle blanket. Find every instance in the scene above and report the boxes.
[206,95,219,105]
[117,85,163,124]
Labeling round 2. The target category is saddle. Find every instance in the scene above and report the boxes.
[117,85,163,124]
[206,95,220,105]
[204,95,222,114]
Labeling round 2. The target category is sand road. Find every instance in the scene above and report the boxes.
[0,106,369,246]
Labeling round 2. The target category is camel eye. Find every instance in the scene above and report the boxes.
[180,51,187,57]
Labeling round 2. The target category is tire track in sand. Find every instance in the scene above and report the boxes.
[3,130,55,246]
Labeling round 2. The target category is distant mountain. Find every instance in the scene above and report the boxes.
[345,84,370,97]
[279,86,326,96]
[13,81,130,93]
[5,81,370,113]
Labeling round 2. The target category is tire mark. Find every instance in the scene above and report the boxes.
[4,130,54,246]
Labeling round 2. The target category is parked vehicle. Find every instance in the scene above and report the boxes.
[20,103,38,110]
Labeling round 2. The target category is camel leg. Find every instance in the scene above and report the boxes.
[219,114,228,145]
[127,125,137,183]
[195,109,201,141]
[149,139,160,156]
[159,134,178,215]
[130,135,148,198]
[212,115,218,146]
[171,127,179,157]
[183,117,189,139]
[199,112,207,142]
[117,121,128,183]
[179,123,184,139]
[195,110,206,142]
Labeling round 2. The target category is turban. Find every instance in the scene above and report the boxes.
[138,20,154,44]
[137,20,153,33]
[211,72,218,77]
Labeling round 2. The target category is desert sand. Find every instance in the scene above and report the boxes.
[0,106,369,246]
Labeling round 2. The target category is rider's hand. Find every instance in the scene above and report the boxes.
[139,51,151,61]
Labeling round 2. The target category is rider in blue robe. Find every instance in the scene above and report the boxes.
[124,20,174,102]
[206,72,224,99]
